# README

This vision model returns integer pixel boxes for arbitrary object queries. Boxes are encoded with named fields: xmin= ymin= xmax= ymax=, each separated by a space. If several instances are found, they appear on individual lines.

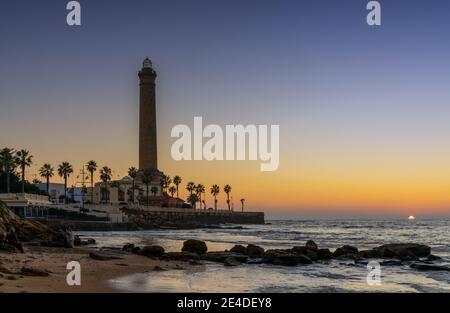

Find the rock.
xmin=161 ymin=252 xmax=200 ymax=261
xmin=247 ymin=258 xmax=263 ymax=264
xmin=273 ymin=253 xmax=299 ymax=266
xmin=201 ymin=252 xmax=248 ymax=263
xmin=230 ymin=245 xmax=247 ymax=254
xmin=89 ymin=251 xmax=122 ymax=261
xmin=317 ymin=248 xmax=333 ymax=260
xmin=0 ymin=265 xmax=16 ymax=274
xmin=410 ymin=262 xmax=450 ymax=271
xmin=0 ymin=244 xmax=20 ymax=253
xmin=0 ymin=201 xmax=61 ymax=242
xmin=153 ymin=265 xmax=166 ymax=271
xmin=74 ymin=236 xmax=82 ymax=246
xmin=305 ymin=240 xmax=318 ymax=251
xmin=334 ymin=253 xmax=359 ymax=261
xmin=122 ymin=243 xmax=135 ymax=252
xmin=333 ymin=245 xmax=359 ymax=257
xmin=246 ymin=244 xmax=264 ymax=257
xmin=426 ymin=254 xmax=442 ymax=261
xmin=140 ymin=245 xmax=165 ymax=257
xmin=263 ymin=249 xmax=312 ymax=265
xmin=291 ymin=246 xmax=308 ymax=255
xmin=224 ymin=257 xmax=241 ymax=266
xmin=181 ymin=239 xmax=208 ymax=255
xmin=305 ymin=250 xmax=318 ymax=261
xmin=132 ymin=247 xmax=141 ymax=255
xmin=21 ymin=267 xmax=50 ymax=277
xmin=375 ymin=244 xmax=431 ymax=258
xmin=358 ymin=249 xmax=383 ymax=259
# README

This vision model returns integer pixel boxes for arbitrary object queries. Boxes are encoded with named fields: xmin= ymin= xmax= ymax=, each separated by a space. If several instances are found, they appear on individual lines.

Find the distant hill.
xmin=0 ymin=200 xmax=58 ymax=241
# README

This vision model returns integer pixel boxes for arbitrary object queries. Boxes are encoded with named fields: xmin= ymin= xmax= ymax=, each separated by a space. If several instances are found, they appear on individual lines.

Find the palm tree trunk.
xmin=91 ymin=174 xmax=94 ymax=203
xmin=132 ymin=179 xmax=135 ymax=204
xmin=64 ymin=176 xmax=67 ymax=204
xmin=21 ymin=165 xmax=25 ymax=193
xmin=46 ymin=177 xmax=50 ymax=195
xmin=176 ymin=186 xmax=179 ymax=208
xmin=6 ymin=171 xmax=10 ymax=193
xmin=214 ymin=196 xmax=217 ymax=211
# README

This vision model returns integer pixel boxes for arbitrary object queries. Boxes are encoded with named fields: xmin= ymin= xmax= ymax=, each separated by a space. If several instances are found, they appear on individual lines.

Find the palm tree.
xmin=224 ymin=184 xmax=232 ymax=211
xmin=128 ymin=166 xmax=138 ymax=203
xmin=240 ymin=198 xmax=245 ymax=212
xmin=186 ymin=181 xmax=195 ymax=196
xmin=58 ymin=162 xmax=73 ymax=203
xmin=173 ymin=175 xmax=182 ymax=207
xmin=210 ymin=184 xmax=220 ymax=211
xmin=0 ymin=148 xmax=16 ymax=193
xmin=39 ymin=163 xmax=54 ymax=196
xmin=141 ymin=169 xmax=153 ymax=206
xmin=187 ymin=193 xmax=199 ymax=209
xmin=195 ymin=184 xmax=205 ymax=209
xmin=168 ymin=185 xmax=176 ymax=198
xmin=99 ymin=166 xmax=112 ymax=203
xmin=15 ymin=149 xmax=33 ymax=193
xmin=159 ymin=175 xmax=171 ymax=194
xmin=86 ymin=160 xmax=97 ymax=203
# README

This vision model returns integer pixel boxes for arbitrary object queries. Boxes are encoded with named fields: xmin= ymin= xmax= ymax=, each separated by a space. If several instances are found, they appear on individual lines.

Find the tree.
xmin=195 ymin=184 xmax=205 ymax=209
xmin=58 ymin=162 xmax=73 ymax=203
xmin=151 ymin=186 xmax=158 ymax=196
xmin=187 ymin=193 xmax=199 ymax=209
xmin=39 ymin=163 xmax=54 ymax=196
xmin=128 ymin=166 xmax=138 ymax=204
xmin=86 ymin=160 xmax=97 ymax=204
xmin=160 ymin=175 xmax=171 ymax=194
xmin=173 ymin=175 xmax=182 ymax=207
xmin=168 ymin=185 xmax=176 ymax=198
xmin=0 ymin=148 xmax=16 ymax=193
xmin=240 ymin=198 xmax=245 ymax=212
xmin=186 ymin=181 xmax=195 ymax=196
xmin=141 ymin=169 xmax=153 ymax=206
xmin=15 ymin=149 xmax=33 ymax=193
xmin=99 ymin=166 xmax=112 ymax=203
xmin=224 ymin=184 xmax=232 ymax=211
xmin=210 ymin=184 xmax=220 ymax=211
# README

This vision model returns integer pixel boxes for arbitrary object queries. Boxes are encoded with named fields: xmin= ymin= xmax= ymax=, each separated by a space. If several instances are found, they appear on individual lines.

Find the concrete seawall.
xmin=43 ymin=207 xmax=265 ymax=231
xmin=124 ymin=207 xmax=265 ymax=229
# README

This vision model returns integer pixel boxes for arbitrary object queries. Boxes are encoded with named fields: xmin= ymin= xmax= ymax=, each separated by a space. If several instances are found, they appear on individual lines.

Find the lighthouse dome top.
xmin=142 ymin=57 xmax=153 ymax=69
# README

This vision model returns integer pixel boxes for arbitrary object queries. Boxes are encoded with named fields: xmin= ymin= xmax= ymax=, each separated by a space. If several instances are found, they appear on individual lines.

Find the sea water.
xmin=78 ymin=218 xmax=450 ymax=293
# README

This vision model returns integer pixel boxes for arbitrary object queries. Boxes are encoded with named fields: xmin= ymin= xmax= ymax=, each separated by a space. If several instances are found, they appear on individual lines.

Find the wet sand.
xmin=0 ymin=245 xmax=191 ymax=293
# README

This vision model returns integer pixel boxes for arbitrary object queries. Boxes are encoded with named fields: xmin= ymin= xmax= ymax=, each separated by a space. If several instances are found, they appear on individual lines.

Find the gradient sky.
xmin=1 ymin=0 xmax=450 ymax=218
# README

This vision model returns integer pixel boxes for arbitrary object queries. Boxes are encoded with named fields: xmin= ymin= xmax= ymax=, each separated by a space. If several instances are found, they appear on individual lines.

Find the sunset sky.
xmin=1 ymin=0 xmax=450 ymax=217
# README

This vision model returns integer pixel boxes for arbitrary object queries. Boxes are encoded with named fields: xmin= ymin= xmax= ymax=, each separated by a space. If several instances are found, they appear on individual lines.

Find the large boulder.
xmin=305 ymin=240 xmax=318 ymax=251
xmin=230 ymin=245 xmax=247 ymax=254
xmin=140 ymin=245 xmax=165 ymax=257
xmin=181 ymin=239 xmax=208 ymax=255
xmin=246 ymin=244 xmax=264 ymax=257
xmin=0 ymin=201 xmax=60 ymax=242
xmin=374 ymin=244 xmax=431 ymax=258
xmin=333 ymin=245 xmax=358 ymax=257
xmin=224 ymin=257 xmax=241 ymax=267
xmin=263 ymin=249 xmax=312 ymax=265
xmin=317 ymin=248 xmax=333 ymax=260
xmin=122 ymin=243 xmax=135 ymax=252
xmin=273 ymin=253 xmax=299 ymax=266
xmin=201 ymin=252 xmax=248 ymax=263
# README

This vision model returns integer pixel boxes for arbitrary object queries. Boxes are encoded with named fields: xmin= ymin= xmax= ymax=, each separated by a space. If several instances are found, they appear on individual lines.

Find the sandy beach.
xmin=0 ymin=245 xmax=190 ymax=293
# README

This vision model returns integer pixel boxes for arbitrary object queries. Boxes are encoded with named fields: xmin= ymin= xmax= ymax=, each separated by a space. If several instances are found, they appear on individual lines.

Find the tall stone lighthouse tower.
xmin=138 ymin=58 xmax=158 ymax=171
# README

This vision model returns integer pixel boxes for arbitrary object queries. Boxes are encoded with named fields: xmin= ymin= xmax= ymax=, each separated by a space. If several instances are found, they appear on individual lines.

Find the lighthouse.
xmin=138 ymin=58 xmax=158 ymax=171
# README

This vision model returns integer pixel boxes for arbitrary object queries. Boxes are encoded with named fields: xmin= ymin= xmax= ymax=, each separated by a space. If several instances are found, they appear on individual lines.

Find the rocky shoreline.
xmin=120 ymin=239 xmax=449 ymax=272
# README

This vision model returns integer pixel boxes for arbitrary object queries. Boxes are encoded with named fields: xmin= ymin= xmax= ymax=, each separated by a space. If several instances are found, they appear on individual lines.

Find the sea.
xmin=78 ymin=218 xmax=450 ymax=293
